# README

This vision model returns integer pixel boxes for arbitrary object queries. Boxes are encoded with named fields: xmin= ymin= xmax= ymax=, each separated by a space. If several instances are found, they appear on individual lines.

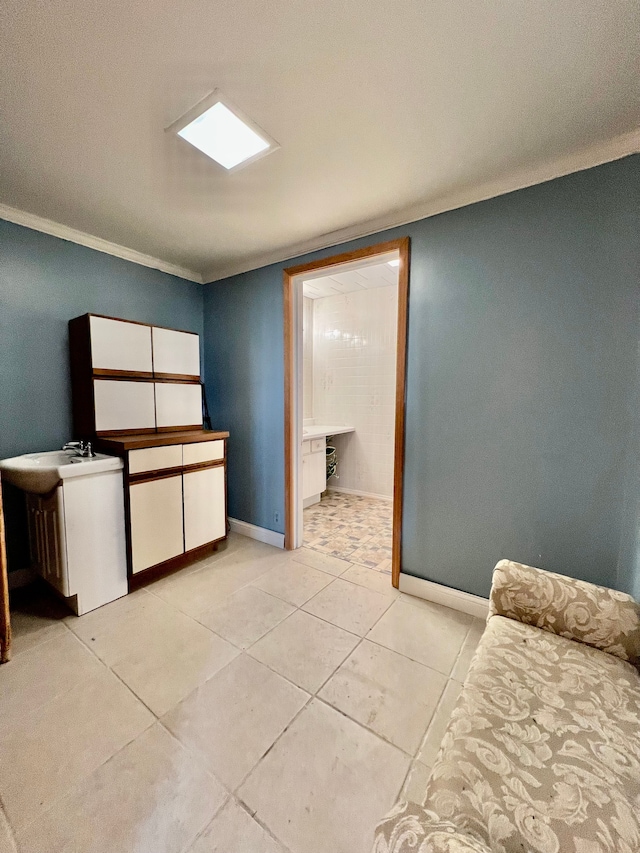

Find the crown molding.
xmin=0 ymin=203 xmax=203 ymax=283
xmin=203 ymin=127 xmax=640 ymax=283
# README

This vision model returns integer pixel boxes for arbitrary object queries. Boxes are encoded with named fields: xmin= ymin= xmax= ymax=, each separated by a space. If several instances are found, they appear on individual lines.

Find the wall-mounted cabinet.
xmin=69 ymin=313 xmax=202 ymax=437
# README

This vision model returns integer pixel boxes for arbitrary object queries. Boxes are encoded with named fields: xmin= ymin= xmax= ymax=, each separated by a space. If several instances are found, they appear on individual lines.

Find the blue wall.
xmin=0 ymin=220 xmax=203 ymax=568
xmin=203 ymin=156 xmax=640 ymax=598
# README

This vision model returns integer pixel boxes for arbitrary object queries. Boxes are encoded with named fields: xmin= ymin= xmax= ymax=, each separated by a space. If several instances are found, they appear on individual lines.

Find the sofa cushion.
xmin=381 ymin=615 xmax=640 ymax=853
xmin=489 ymin=560 xmax=640 ymax=666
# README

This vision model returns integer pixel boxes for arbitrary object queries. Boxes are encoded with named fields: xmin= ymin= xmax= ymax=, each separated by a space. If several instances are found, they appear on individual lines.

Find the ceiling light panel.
xmin=169 ymin=91 xmax=278 ymax=171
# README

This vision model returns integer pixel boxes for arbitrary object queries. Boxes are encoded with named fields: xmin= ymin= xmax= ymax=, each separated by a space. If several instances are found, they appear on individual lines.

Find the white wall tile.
xmin=311 ymin=285 xmax=398 ymax=497
xmin=303 ymin=297 xmax=314 ymax=419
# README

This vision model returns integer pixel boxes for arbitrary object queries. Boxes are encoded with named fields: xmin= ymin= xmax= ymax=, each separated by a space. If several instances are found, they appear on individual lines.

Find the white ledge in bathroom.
xmin=302 ymin=424 xmax=355 ymax=441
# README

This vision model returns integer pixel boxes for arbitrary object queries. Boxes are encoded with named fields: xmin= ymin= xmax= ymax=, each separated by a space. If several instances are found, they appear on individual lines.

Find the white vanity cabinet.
xmin=98 ymin=433 xmax=229 ymax=580
xmin=152 ymin=327 xmax=200 ymax=379
xmin=89 ymin=316 xmax=153 ymax=376
xmin=302 ymin=438 xmax=326 ymax=504
xmin=25 ymin=466 xmax=128 ymax=615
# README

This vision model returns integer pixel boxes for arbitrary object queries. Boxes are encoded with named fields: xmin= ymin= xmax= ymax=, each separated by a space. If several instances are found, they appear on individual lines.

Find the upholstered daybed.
xmin=374 ymin=560 xmax=640 ymax=853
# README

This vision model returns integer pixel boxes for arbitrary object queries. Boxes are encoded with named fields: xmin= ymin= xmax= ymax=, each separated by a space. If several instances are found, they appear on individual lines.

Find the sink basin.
xmin=0 ymin=450 xmax=123 ymax=494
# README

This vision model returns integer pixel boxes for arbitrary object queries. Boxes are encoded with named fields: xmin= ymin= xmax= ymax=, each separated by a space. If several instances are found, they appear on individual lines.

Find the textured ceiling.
xmin=303 ymin=261 xmax=398 ymax=299
xmin=1 ymin=0 xmax=638 ymax=282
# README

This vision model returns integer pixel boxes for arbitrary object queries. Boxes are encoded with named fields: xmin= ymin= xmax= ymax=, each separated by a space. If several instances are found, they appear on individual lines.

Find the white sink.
xmin=0 ymin=450 xmax=123 ymax=494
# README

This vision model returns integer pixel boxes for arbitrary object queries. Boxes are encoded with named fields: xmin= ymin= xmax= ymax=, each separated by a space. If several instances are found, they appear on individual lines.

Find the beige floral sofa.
xmin=374 ymin=560 xmax=640 ymax=853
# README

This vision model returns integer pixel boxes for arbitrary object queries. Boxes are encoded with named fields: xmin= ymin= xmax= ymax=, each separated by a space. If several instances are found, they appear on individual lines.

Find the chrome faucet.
xmin=62 ymin=440 xmax=96 ymax=458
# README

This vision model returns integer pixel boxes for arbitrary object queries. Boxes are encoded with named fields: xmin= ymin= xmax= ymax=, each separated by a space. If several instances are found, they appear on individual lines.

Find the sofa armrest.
xmin=489 ymin=559 xmax=640 ymax=665
xmin=373 ymin=802 xmax=491 ymax=853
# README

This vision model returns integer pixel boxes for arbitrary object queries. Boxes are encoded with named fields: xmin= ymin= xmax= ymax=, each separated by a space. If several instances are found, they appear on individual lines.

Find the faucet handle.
xmin=63 ymin=440 xmax=83 ymax=450
xmin=85 ymin=441 xmax=95 ymax=458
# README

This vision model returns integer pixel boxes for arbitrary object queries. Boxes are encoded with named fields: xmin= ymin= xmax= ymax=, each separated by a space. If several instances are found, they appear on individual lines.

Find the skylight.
xmin=171 ymin=93 xmax=277 ymax=171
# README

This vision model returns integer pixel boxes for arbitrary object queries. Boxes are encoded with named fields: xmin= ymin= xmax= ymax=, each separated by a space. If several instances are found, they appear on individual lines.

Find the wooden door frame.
xmin=283 ymin=236 xmax=410 ymax=588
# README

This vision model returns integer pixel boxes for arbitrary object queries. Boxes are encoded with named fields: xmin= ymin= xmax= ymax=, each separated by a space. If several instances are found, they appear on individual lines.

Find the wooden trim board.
xmin=0 ymin=475 xmax=11 ymax=663
xmin=283 ymin=236 xmax=410 ymax=588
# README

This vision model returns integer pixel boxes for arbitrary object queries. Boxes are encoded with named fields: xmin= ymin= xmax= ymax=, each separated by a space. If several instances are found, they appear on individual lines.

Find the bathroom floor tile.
xmin=0 ymin=664 xmax=153 ymax=829
xmin=239 ymin=699 xmax=409 ymax=853
xmin=251 ymin=561 xmax=334 ymax=607
xmin=341 ymin=563 xmax=399 ymax=597
xmin=319 ymin=640 xmax=447 ymax=754
xmin=16 ymin=724 xmax=226 ymax=853
xmin=302 ymin=578 xmax=392 ymax=636
xmin=0 ymin=809 xmax=16 ymax=853
xmin=367 ymin=598 xmax=472 ymax=673
xmin=150 ymin=550 xmax=283 ymax=618
xmin=400 ymin=760 xmax=433 ymax=805
xmin=7 ymin=585 xmax=69 ymax=657
xmin=162 ymin=654 xmax=309 ymax=790
xmin=188 ymin=797 xmax=286 ymax=853
xmin=248 ymin=610 xmax=360 ymax=693
xmin=198 ymin=586 xmax=295 ymax=649
xmin=450 ymin=617 xmax=486 ymax=683
xmin=291 ymin=547 xmax=352 ymax=576
xmin=0 ymin=631 xmax=105 ymax=725
xmin=417 ymin=679 xmax=463 ymax=767
xmin=68 ymin=589 xmax=239 ymax=716
xmin=303 ymin=492 xmax=392 ymax=565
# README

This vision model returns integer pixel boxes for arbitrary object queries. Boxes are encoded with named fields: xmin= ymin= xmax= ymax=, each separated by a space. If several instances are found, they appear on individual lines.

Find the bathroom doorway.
xmin=283 ymin=238 xmax=410 ymax=588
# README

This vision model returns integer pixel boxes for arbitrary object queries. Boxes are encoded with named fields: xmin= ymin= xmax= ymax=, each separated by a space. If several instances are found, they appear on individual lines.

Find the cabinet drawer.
xmin=182 ymin=440 xmax=224 ymax=466
xmin=94 ymin=380 xmax=156 ymax=433
xmin=302 ymin=440 xmax=311 ymax=455
xmin=311 ymin=438 xmax=325 ymax=453
xmin=129 ymin=475 xmax=184 ymax=573
xmin=128 ymin=445 xmax=182 ymax=475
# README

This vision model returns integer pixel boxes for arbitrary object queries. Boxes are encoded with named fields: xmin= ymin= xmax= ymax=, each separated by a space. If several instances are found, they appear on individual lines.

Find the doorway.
xmin=283 ymin=238 xmax=409 ymax=587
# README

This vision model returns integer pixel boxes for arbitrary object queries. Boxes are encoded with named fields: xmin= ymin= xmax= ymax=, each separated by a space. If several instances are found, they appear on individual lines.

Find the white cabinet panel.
xmin=182 ymin=440 xmax=224 ymax=466
xmin=129 ymin=475 xmax=184 ymax=573
xmin=302 ymin=451 xmax=326 ymax=500
xmin=89 ymin=316 xmax=153 ymax=374
xmin=155 ymin=382 xmax=202 ymax=429
xmin=128 ymin=445 xmax=182 ymax=474
xmin=152 ymin=327 xmax=200 ymax=378
xmin=94 ymin=380 xmax=156 ymax=433
xmin=183 ymin=466 xmax=226 ymax=551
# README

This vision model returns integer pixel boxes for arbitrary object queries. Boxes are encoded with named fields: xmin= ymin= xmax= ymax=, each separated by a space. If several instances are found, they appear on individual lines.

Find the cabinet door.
xmin=183 ymin=466 xmax=226 ymax=551
xmin=94 ymin=379 xmax=156 ymax=433
xmin=310 ymin=450 xmax=326 ymax=495
xmin=89 ymin=316 xmax=153 ymax=375
xmin=155 ymin=382 xmax=202 ymax=430
xmin=129 ymin=475 xmax=184 ymax=573
xmin=152 ymin=327 xmax=200 ymax=379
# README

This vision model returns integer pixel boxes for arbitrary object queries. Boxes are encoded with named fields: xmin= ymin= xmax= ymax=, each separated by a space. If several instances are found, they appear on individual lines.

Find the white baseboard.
xmin=328 ymin=486 xmax=393 ymax=502
xmin=399 ymin=572 xmax=489 ymax=620
xmin=303 ymin=494 xmax=321 ymax=509
xmin=8 ymin=568 xmax=36 ymax=590
xmin=228 ymin=518 xmax=285 ymax=549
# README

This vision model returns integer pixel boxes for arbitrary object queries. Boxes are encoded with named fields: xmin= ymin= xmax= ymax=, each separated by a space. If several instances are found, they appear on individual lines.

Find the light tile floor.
xmin=304 ymin=491 xmax=393 ymax=572
xmin=0 ymin=533 xmax=485 ymax=853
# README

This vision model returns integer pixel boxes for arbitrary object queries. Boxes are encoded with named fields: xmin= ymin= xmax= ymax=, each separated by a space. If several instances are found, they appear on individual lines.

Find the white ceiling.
xmin=1 ymin=0 xmax=638 ymax=283
xmin=303 ymin=260 xmax=399 ymax=299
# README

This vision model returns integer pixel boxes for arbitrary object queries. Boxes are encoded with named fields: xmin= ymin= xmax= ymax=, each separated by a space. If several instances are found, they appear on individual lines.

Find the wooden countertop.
xmin=96 ymin=429 xmax=229 ymax=453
